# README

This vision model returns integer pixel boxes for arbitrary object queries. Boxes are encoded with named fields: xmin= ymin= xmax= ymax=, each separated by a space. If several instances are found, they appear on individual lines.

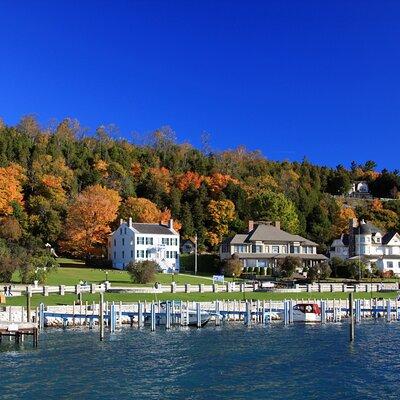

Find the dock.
xmin=0 ymin=322 xmax=39 ymax=347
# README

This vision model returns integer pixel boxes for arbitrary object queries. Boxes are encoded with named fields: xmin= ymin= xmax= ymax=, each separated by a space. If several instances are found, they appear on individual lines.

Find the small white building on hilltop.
xmin=108 ymin=218 xmax=180 ymax=273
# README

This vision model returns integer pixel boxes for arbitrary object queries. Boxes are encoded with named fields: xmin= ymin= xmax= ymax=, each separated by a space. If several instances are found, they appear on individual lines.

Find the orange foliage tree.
xmin=332 ymin=206 xmax=357 ymax=237
xmin=149 ymin=167 xmax=172 ymax=193
xmin=204 ymin=173 xmax=238 ymax=193
xmin=0 ymin=164 xmax=25 ymax=215
xmin=175 ymin=171 xmax=204 ymax=191
xmin=40 ymin=174 xmax=67 ymax=207
xmin=61 ymin=185 xmax=121 ymax=257
xmin=120 ymin=197 xmax=181 ymax=230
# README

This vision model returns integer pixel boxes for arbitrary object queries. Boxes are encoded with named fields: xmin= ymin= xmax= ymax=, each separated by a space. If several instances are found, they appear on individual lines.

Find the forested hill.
xmin=0 ymin=116 xmax=399 ymax=257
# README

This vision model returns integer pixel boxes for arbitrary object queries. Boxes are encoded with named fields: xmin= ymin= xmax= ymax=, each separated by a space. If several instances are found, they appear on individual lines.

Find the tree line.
xmin=0 ymin=115 xmax=399 ymax=282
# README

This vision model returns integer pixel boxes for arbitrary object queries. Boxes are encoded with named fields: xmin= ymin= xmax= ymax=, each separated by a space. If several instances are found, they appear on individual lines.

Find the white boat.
xmin=279 ymin=303 xmax=321 ymax=323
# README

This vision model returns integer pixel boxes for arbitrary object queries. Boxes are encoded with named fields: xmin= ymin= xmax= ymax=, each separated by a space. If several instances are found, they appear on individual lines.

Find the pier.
xmin=0 ymin=322 xmax=39 ymax=347
xmin=2 ymin=296 xmax=400 ymax=346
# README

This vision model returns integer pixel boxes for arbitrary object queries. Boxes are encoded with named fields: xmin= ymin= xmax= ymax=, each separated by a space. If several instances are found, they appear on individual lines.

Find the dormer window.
xmin=376 ymin=237 xmax=381 ymax=243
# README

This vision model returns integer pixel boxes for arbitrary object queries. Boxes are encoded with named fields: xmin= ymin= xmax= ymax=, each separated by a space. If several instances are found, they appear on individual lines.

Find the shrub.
xmin=278 ymin=256 xmax=301 ymax=278
xmin=255 ymin=267 xmax=261 ymax=275
xmin=223 ymin=257 xmax=243 ymax=277
xmin=19 ymin=255 xmax=59 ymax=284
xmin=127 ymin=260 xmax=160 ymax=284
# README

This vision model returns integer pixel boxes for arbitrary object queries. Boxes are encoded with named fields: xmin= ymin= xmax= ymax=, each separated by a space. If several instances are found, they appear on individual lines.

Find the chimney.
xmin=168 ymin=219 xmax=174 ymax=229
xmin=248 ymin=220 xmax=254 ymax=232
xmin=274 ymin=221 xmax=281 ymax=230
xmin=120 ymin=218 xmax=124 ymax=225
xmin=348 ymin=218 xmax=358 ymax=258
xmin=129 ymin=217 xmax=133 ymax=228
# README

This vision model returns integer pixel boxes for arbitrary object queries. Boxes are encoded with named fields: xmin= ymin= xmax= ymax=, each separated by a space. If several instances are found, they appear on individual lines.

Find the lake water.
xmin=1 ymin=321 xmax=400 ymax=399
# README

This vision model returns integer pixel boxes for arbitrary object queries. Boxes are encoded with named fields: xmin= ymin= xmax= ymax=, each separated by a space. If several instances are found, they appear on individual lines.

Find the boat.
xmin=279 ymin=303 xmax=321 ymax=323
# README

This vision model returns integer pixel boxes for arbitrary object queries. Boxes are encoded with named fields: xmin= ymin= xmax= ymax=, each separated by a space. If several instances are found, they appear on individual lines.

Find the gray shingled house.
xmin=220 ymin=220 xmax=327 ymax=270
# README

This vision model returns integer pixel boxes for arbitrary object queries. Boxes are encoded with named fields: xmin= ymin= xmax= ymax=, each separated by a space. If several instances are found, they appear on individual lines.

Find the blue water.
xmin=1 ymin=321 xmax=399 ymax=399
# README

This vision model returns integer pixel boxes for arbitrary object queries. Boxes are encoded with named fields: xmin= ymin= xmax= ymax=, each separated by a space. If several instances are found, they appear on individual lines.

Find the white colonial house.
xmin=330 ymin=219 xmax=400 ymax=275
xmin=108 ymin=218 xmax=180 ymax=273
xmin=220 ymin=221 xmax=327 ymax=270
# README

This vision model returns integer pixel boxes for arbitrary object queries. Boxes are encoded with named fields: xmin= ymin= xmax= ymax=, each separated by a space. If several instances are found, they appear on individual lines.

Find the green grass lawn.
xmin=9 ymin=258 xmax=217 ymax=287
xmin=1 ymin=291 xmax=396 ymax=307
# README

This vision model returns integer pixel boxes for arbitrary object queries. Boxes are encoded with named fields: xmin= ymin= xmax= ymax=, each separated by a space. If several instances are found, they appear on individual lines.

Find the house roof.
xmin=228 ymin=224 xmax=318 ymax=246
xmin=382 ymin=231 xmax=398 ymax=245
xmin=131 ymin=223 xmax=177 ymax=235
xmin=353 ymin=222 xmax=382 ymax=236
xmin=235 ymin=253 xmax=327 ymax=260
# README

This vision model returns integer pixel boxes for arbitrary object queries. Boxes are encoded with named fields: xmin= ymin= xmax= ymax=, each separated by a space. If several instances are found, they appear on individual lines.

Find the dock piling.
xmin=99 ymin=293 xmax=104 ymax=341
xmin=349 ymin=293 xmax=355 ymax=342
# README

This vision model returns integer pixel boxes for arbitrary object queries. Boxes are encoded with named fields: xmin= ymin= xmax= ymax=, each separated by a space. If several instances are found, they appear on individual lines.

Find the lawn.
xmin=9 ymin=258 xmax=216 ymax=287
xmin=1 ymin=291 xmax=396 ymax=307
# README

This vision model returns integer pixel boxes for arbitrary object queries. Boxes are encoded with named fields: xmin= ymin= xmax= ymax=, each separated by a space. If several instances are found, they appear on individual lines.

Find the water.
xmin=1 ymin=322 xmax=400 ymax=399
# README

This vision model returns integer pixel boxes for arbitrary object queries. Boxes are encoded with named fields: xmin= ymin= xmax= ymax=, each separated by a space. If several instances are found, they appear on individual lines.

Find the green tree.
xmin=251 ymin=190 xmax=300 ymax=233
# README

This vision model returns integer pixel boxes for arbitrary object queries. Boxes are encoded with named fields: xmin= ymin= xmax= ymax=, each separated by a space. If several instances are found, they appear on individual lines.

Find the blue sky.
xmin=1 ymin=1 xmax=399 ymax=170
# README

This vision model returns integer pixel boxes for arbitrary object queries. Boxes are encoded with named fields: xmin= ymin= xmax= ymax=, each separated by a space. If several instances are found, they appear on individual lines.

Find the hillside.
xmin=0 ymin=116 xmax=400 ymax=260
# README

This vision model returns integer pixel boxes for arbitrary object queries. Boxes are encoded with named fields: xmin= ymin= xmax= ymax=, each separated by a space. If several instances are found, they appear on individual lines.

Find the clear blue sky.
xmin=1 ymin=1 xmax=399 ymax=169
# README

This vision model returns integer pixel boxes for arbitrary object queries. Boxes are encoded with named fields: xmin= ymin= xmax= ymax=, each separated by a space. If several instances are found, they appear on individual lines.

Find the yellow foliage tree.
xmin=207 ymin=199 xmax=236 ymax=246
xmin=61 ymin=185 xmax=121 ymax=257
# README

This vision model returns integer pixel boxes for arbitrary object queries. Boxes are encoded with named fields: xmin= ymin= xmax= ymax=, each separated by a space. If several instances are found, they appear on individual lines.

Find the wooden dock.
xmin=0 ymin=322 xmax=39 ymax=347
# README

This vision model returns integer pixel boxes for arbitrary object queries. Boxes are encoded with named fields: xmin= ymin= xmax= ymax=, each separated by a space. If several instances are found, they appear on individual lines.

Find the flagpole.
xmin=194 ymin=234 xmax=198 ymax=275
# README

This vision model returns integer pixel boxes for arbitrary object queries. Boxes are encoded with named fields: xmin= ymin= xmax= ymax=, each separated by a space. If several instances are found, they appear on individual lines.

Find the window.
xmin=146 ymin=237 xmax=153 ymax=245
xmin=113 ymin=251 xmax=116 ymax=259
xmin=221 ymin=244 xmax=229 ymax=253
xmin=124 ymin=228 xmax=126 ymax=234
xmin=162 ymin=238 xmax=168 ymax=245
xmin=173 ymin=238 xmax=178 ymax=246
xmin=146 ymin=249 xmax=151 ymax=258
xmin=234 ymin=245 xmax=246 ymax=253
xmin=376 ymin=237 xmax=381 ymax=243
xmin=290 ymin=246 xmax=300 ymax=254
xmin=272 ymin=246 xmax=279 ymax=254
xmin=113 ymin=239 xmax=116 ymax=246
xmin=137 ymin=237 xmax=144 ymax=245
xmin=252 ymin=245 xmax=262 ymax=253
xmin=131 ymin=250 xmax=133 ymax=258
xmin=136 ymin=250 xmax=144 ymax=258
xmin=387 ymin=261 xmax=393 ymax=269
xmin=122 ymin=238 xmax=125 ymax=246
xmin=122 ymin=251 xmax=125 ymax=259
xmin=120 ymin=228 xmax=122 ymax=235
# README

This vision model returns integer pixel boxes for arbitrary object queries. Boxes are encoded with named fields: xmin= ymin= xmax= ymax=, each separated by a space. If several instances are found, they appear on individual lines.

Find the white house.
xmin=330 ymin=219 xmax=400 ymax=275
xmin=348 ymin=181 xmax=371 ymax=198
xmin=220 ymin=220 xmax=327 ymax=270
xmin=108 ymin=218 xmax=180 ymax=273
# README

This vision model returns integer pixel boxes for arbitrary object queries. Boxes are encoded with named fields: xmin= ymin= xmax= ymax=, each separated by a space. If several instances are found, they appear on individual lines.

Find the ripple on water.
xmin=1 ymin=321 xmax=400 ymax=400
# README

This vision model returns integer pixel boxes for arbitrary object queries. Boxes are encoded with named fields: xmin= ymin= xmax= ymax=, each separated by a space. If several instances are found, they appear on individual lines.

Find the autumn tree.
xmin=61 ymin=185 xmax=121 ymax=257
xmin=332 ymin=205 xmax=357 ymax=237
xmin=175 ymin=171 xmax=203 ymax=191
xmin=0 ymin=164 xmax=25 ymax=215
xmin=206 ymin=199 xmax=235 ymax=246
xmin=120 ymin=197 xmax=162 ymax=223
xmin=119 ymin=197 xmax=181 ymax=230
